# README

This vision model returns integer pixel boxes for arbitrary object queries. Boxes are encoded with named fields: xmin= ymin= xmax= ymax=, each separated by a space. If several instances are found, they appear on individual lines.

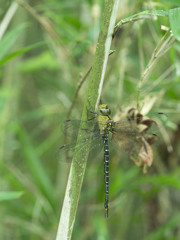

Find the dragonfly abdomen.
xmin=103 ymin=136 xmax=109 ymax=218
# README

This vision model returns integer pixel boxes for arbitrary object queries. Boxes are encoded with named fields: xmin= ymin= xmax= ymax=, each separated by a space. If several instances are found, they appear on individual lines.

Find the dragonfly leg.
xmin=86 ymin=100 xmax=98 ymax=120
xmin=89 ymin=110 xmax=97 ymax=114
xmin=81 ymin=127 xmax=93 ymax=133
xmin=87 ymin=116 xmax=96 ymax=121
xmin=86 ymin=106 xmax=97 ymax=121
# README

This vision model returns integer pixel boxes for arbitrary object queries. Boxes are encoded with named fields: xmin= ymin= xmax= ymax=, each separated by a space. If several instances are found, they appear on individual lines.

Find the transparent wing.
xmin=112 ymin=119 xmax=141 ymax=155
xmin=56 ymin=112 xmax=167 ymax=162
xmin=111 ymin=112 xmax=167 ymax=155
xmin=56 ymin=119 xmax=104 ymax=162
xmin=61 ymin=119 xmax=95 ymax=138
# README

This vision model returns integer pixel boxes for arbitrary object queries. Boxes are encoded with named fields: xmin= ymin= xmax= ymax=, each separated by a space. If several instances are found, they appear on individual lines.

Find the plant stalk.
xmin=56 ymin=1 xmax=119 ymax=239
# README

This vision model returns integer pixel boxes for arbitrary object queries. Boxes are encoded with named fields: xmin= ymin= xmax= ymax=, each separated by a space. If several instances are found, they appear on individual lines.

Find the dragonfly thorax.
xmin=97 ymin=104 xmax=113 ymax=135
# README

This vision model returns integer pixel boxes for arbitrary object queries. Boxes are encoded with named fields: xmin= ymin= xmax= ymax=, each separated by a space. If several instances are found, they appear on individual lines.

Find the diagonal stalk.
xmin=55 ymin=1 xmax=120 ymax=239
xmin=137 ymin=29 xmax=175 ymax=111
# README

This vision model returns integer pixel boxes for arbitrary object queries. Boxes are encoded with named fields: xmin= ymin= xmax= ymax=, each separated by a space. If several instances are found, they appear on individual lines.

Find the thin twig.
xmin=15 ymin=0 xmax=60 ymax=41
xmin=66 ymin=50 xmax=115 ymax=118
xmin=0 ymin=2 xmax=18 ymax=40
xmin=66 ymin=66 xmax=92 ymax=119
xmin=137 ymin=30 xmax=175 ymax=110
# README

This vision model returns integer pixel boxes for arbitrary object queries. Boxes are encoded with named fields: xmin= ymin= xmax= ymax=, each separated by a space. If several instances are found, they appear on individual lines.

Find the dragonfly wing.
xmin=56 ymin=121 xmax=104 ymax=163
xmin=62 ymin=119 xmax=96 ymax=138
xmin=88 ymin=130 xmax=104 ymax=161
xmin=112 ymin=110 xmax=167 ymax=155
xmin=55 ymin=137 xmax=90 ymax=163
xmin=112 ymin=119 xmax=142 ymax=155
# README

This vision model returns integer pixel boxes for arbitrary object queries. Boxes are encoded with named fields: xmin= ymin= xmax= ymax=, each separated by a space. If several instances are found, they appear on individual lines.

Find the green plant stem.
xmin=66 ymin=50 xmax=115 ymax=119
xmin=66 ymin=10 xmax=169 ymax=117
xmin=113 ymin=10 xmax=168 ymax=37
xmin=55 ymin=1 xmax=119 ymax=239
xmin=0 ymin=2 xmax=18 ymax=40
xmin=137 ymin=29 xmax=175 ymax=111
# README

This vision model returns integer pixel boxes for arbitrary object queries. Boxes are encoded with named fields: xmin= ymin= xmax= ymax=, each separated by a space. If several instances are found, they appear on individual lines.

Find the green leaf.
xmin=0 ymin=41 xmax=48 ymax=66
xmin=134 ymin=10 xmax=169 ymax=17
xmin=0 ymin=191 xmax=23 ymax=202
xmin=123 ymin=9 xmax=169 ymax=22
xmin=17 ymin=125 xmax=55 ymax=207
xmin=169 ymin=8 xmax=180 ymax=41
xmin=17 ymin=51 xmax=59 ymax=72
xmin=0 ymin=23 xmax=28 ymax=60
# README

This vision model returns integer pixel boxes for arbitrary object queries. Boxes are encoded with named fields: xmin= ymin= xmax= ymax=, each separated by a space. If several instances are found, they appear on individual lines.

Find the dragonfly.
xmin=57 ymin=104 xmax=163 ymax=217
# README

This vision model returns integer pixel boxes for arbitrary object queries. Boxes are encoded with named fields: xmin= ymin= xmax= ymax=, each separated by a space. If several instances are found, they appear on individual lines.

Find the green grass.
xmin=0 ymin=0 xmax=180 ymax=239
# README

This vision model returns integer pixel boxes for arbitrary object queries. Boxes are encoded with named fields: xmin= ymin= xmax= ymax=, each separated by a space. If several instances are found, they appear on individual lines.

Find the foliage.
xmin=0 ymin=0 xmax=180 ymax=240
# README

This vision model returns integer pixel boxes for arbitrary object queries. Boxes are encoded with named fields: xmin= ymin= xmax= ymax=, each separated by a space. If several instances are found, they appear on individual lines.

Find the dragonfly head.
xmin=98 ymin=104 xmax=111 ymax=116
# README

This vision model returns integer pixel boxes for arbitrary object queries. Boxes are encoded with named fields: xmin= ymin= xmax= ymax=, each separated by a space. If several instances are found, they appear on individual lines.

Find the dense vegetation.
xmin=0 ymin=0 xmax=180 ymax=239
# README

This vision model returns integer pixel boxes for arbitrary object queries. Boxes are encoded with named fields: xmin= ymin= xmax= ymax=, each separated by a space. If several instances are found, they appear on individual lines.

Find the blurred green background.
xmin=0 ymin=0 xmax=180 ymax=239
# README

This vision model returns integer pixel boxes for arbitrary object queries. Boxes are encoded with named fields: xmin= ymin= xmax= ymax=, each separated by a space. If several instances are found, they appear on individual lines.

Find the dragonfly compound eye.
xmin=100 ymin=108 xmax=111 ymax=116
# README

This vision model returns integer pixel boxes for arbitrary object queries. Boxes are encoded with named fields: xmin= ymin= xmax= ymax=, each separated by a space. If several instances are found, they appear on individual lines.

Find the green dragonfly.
xmin=57 ymin=104 xmax=163 ymax=217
